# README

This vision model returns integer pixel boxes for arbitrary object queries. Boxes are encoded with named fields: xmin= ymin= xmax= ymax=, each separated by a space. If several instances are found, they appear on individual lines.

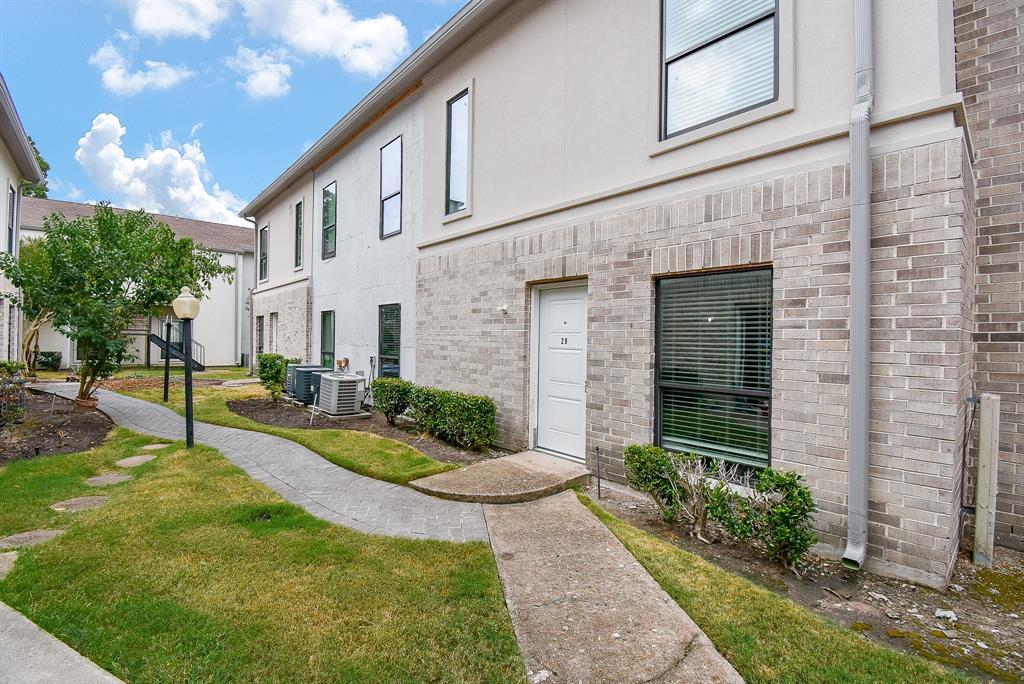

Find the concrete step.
xmin=410 ymin=450 xmax=590 ymax=504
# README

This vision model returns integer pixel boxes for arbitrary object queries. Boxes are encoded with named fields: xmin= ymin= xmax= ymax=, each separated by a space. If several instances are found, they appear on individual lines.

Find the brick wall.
xmin=252 ymin=282 xmax=311 ymax=363
xmin=956 ymin=0 xmax=1024 ymax=550
xmin=418 ymin=136 xmax=974 ymax=586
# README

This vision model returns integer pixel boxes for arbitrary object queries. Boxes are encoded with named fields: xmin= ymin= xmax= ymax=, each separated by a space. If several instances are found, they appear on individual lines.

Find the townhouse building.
xmin=0 ymin=72 xmax=43 ymax=363
xmin=243 ymin=0 xmax=1022 ymax=589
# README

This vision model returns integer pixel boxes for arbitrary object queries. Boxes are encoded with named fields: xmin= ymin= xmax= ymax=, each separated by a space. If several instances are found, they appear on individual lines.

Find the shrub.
xmin=0 ymin=361 xmax=27 ymax=429
xmin=409 ymin=385 xmax=496 ymax=450
xmin=371 ymin=377 xmax=413 ymax=425
xmin=256 ymin=354 xmax=299 ymax=401
xmin=624 ymin=444 xmax=680 ymax=522
xmin=37 ymin=351 xmax=62 ymax=371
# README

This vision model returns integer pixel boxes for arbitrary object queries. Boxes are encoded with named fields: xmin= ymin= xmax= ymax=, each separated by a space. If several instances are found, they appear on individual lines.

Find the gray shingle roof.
xmin=20 ymin=197 xmax=253 ymax=254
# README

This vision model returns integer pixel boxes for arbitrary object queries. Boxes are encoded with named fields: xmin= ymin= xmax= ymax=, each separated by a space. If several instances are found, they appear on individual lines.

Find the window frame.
xmin=320 ymin=310 xmax=335 ymax=368
xmin=294 ymin=200 xmax=303 ymax=269
xmin=378 ymin=303 xmax=401 ymax=378
xmin=258 ymin=225 xmax=268 ymax=281
xmin=321 ymin=181 xmax=337 ymax=260
xmin=7 ymin=185 xmax=15 ymax=255
xmin=443 ymin=85 xmax=473 ymax=222
xmin=379 ymin=135 xmax=402 ymax=240
xmin=660 ymin=0 xmax=780 ymax=141
xmin=654 ymin=266 xmax=773 ymax=469
xmin=255 ymin=315 xmax=265 ymax=355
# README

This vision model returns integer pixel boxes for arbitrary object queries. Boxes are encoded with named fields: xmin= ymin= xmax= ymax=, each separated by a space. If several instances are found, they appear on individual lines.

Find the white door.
xmin=536 ymin=285 xmax=587 ymax=460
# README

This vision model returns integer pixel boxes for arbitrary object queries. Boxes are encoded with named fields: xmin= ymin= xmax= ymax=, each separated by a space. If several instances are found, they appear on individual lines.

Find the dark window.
xmin=322 ymin=182 xmax=336 ymax=259
xmin=378 ymin=303 xmax=401 ymax=378
xmin=294 ymin=201 xmax=303 ymax=268
xmin=656 ymin=268 xmax=772 ymax=468
xmin=7 ymin=186 xmax=14 ymax=254
xmin=255 ymin=315 xmax=265 ymax=355
xmin=445 ymin=89 xmax=469 ymax=215
xmin=258 ymin=226 xmax=268 ymax=280
xmin=320 ymin=310 xmax=335 ymax=368
xmin=380 ymin=136 xmax=402 ymax=238
xmin=662 ymin=0 xmax=777 ymax=139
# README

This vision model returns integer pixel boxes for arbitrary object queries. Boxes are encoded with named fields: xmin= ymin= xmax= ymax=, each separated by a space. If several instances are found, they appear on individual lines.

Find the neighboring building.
xmin=243 ymin=0 xmax=1022 ymax=588
xmin=20 ymin=197 xmax=254 ymax=369
xmin=0 ymin=72 xmax=43 ymax=363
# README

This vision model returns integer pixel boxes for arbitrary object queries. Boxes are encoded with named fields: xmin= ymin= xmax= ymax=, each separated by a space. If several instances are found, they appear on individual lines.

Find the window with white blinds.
xmin=378 ymin=303 xmax=401 ymax=378
xmin=662 ymin=0 xmax=777 ymax=138
xmin=656 ymin=268 xmax=772 ymax=467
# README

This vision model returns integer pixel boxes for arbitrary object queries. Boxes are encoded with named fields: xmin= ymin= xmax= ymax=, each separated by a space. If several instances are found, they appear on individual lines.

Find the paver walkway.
xmin=36 ymin=385 xmax=487 ymax=543
xmin=0 ymin=602 xmax=123 ymax=684
xmin=486 ymin=492 xmax=743 ymax=684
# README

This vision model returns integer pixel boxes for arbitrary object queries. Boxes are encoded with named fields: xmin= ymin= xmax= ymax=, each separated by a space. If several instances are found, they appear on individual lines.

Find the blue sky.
xmin=0 ymin=0 xmax=461 ymax=225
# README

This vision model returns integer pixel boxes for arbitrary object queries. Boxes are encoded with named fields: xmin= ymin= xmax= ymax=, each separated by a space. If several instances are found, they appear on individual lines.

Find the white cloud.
xmin=189 ymin=121 xmax=204 ymax=137
xmin=89 ymin=42 xmax=193 ymax=96
xmin=240 ymin=0 xmax=408 ymax=77
xmin=75 ymin=113 xmax=247 ymax=226
xmin=129 ymin=0 xmax=232 ymax=40
xmin=226 ymin=47 xmax=292 ymax=99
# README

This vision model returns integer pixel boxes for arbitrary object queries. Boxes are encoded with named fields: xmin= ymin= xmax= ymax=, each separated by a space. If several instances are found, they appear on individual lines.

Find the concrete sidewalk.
xmin=410 ymin=450 xmax=590 ymax=503
xmin=0 ymin=602 xmax=122 ymax=684
xmin=486 ymin=491 xmax=743 ymax=684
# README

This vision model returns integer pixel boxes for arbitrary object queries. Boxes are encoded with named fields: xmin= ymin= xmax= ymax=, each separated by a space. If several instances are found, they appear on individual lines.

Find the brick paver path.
xmin=38 ymin=385 xmax=487 ymax=542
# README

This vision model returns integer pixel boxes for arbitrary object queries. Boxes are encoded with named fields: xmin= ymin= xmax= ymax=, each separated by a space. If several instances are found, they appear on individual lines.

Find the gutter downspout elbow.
xmin=843 ymin=0 xmax=875 ymax=571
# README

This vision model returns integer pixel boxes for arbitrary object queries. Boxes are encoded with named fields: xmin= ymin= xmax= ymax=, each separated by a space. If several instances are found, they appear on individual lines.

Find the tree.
xmin=0 ymin=204 xmax=233 ymax=399
xmin=20 ymin=136 xmax=49 ymax=199
xmin=8 ymin=239 xmax=56 ymax=370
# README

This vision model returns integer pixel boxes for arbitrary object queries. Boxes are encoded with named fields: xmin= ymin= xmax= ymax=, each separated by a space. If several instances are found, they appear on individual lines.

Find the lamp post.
xmin=171 ymin=287 xmax=200 ymax=448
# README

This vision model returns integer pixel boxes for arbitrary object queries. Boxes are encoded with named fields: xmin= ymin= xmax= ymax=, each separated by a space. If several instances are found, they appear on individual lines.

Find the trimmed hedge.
xmin=256 ymin=353 xmax=301 ymax=401
xmin=37 ymin=351 xmax=63 ymax=371
xmin=370 ymin=377 xmax=413 ymax=425
xmin=409 ymin=385 xmax=496 ymax=450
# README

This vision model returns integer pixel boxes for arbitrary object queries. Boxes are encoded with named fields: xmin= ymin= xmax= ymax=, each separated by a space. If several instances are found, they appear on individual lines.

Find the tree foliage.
xmin=20 ymin=135 xmax=49 ymax=199
xmin=0 ymin=204 xmax=233 ymax=399
xmin=7 ymin=239 xmax=56 ymax=370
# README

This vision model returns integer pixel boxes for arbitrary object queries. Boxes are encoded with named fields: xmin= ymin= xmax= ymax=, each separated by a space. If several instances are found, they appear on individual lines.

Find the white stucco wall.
xmin=253 ymin=171 xmax=312 ymax=293
xmin=308 ymin=95 xmax=423 ymax=381
xmin=0 ymin=141 xmax=22 ymax=361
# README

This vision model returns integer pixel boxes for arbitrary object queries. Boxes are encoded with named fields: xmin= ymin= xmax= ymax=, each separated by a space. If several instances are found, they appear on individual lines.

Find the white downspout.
xmin=843 ymin=0 xmax=875 ymax=570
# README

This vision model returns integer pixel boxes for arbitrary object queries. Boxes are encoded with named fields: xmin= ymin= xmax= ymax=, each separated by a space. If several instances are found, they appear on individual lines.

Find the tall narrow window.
xmin=322 ymin=182 xmax=337 ymax=259
xmin=320 ymin=310 xmax=335 ymax=368
xmin=258 ymin=226 xmax=268 ymax=280
xmin=7 ymin=186 xmax=15 ymax=254
xmin=294 ymin=201 xmax=303 ymax=268
xmin=656 ymin=268 xmax=772 ymax=468
xmin=269 ymin=312 xmax=278 ymax=353
xmin=445 ymin=89 xmax=470 ymax=215
xmin=255 ymin=315 xmax=265 ymax=355
xmin=378 ymin=304 xmax=401 ymax=378
xmin=662 ymin=0 xmax=777 ymax=138
xmin=380 ymin=136 xmax=402 ymax=238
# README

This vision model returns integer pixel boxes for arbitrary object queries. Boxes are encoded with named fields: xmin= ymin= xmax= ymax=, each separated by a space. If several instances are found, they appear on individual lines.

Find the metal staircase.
xmin=149 ymin=327 xmax=206 ymax=372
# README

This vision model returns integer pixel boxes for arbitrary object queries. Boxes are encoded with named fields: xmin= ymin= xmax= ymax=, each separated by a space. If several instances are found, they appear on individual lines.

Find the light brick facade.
xmin=252 ymin=281 xmax=311 ymax=363
xmin=956 ymin=0 xmax=1024 ymax=550
xmin=418 ymin=136 xmax=975 ymax=587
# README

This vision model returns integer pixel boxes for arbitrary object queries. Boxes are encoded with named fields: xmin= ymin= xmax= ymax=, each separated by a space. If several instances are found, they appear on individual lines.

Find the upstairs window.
xmin=7 ymin=186 xmax=14 ymax=254
xmin=445 ymin=89 xmax=470 ymax=215
xmin=656 ymin=268 xmax=772 ymax=468
xmin=258 ymin=226 xmax=268 ymax=281
xmin=378 ymin=303 xmax=401 ymax=378
xmin=294 ymin=201 xmax=303 ymax=268
xmin=322 ymin=181 xmax=337 ymax=259
xmin=662 ymin=0 xmax=777 ymax=138
xmin=380 ymin=136 xmax=402 ymax=238
xmin=320 ymin=310 xmax=335 ymax=368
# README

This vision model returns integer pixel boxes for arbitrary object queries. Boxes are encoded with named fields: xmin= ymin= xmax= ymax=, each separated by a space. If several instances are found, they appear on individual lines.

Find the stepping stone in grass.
xmin=85 ymin=473 xmax=132 ymax=487
xmin=0 ymin=551 xmax=17 ymax=580
xmin=50 ymin=496 xmax=109 ymax=513
xmin=0 ymin=530 xmax=66 ymax=549
xmin=140 ymin=444 xmax=171 ymax=451
xmin=115 ymin=455 xmax=155 ymax=468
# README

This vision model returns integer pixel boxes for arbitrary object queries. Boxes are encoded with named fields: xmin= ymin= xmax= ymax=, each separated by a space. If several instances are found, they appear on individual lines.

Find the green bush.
xmin=256 ymin=354 xmax=300 ymax=401
xmin=370 ymin=377 xmax=413 ymax=425
xmin=37 ymin=351 xmax=63 ymax=371
xmin=624 ymin=444 xmax=681 ymax=522
xmin=408 ymin=385 xmax=496 ymax=450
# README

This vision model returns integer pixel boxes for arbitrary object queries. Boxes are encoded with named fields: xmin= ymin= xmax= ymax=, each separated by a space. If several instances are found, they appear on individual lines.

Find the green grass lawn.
xmin=579 ymin=494 xmax=971 ymax=684
xmin=118 ymin=384 xmax=457 ymax=485
xmin=0 ymin=430 xmax=523 ymax=683
xmin=31 ymin=366 xmax=252 ymax=382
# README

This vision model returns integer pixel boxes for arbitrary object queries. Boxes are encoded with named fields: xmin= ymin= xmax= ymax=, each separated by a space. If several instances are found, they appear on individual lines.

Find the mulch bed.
xmin=101 ymin=377 xmax=223 ymax=393
xmin=1 ymin=391 xmax=113 ymax=463
xmin=227 ymin=398 xmax=502 ymax=467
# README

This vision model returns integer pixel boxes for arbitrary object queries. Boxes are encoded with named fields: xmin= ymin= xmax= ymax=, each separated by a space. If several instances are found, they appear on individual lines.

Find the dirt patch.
xmin=101 ymin=377 xmax=222 ymax=393
xmin=585 ymin=483 xmax=1024 ymax=683
xmin=1 ymin=391 xmax=113 ymax=463
xmin=227 ymin=397 xmax=503 ymax=466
